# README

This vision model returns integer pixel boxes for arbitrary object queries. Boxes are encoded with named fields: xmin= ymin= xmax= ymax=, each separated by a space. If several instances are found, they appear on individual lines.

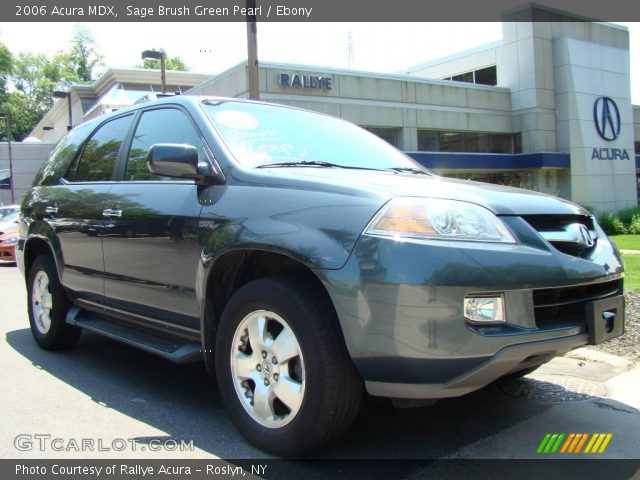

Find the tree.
xmin=138 ymin=50 xmax=189 ymax=71
xmin=0 ymin=43 xmax=12 ymax=104
xmin=0 ymin=25 xmax=104 ymax=140
xmin=55 ymin=25 xmax=103 ymax=83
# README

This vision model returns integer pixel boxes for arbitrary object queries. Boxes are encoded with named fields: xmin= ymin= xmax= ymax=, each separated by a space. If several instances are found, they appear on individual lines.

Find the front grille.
xmin=532 ymin=279 xmax=621 ymax=327
xmin=522 ymin=214 xmax=596 ymax=258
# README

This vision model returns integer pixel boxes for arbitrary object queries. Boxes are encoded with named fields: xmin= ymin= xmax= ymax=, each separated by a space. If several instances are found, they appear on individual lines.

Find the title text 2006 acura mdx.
xmin=18 ymin=96 xmax=625 ymax=455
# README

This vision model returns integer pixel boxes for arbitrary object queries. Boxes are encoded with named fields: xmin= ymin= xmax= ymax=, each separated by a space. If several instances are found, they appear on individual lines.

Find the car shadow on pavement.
xmin=5 ymin=326 xmax=639 ymax=462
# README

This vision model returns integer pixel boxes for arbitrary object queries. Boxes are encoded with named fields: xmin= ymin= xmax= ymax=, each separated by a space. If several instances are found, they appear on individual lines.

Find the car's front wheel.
xmin=215 ymin=277 xmax=362 ymax=456
xmin=27 ymin=255 xmax=81 ymax=350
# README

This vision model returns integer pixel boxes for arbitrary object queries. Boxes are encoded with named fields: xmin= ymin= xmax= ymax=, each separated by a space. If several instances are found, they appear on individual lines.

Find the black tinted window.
xmin=36 ymin=122 xmax=93 ymax=186
xmin=70 ymin=114 xmax=133 ymax=182
xmin=125 ymin=108 xmax=201 ymax=181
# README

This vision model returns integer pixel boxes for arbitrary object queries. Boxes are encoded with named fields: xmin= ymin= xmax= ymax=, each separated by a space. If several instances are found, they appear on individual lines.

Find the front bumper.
xmin=317 ymin=216 xmax=624 ymax=399
xmin=0 ymin=243 xmax=16 ymax=262
xmin=365 ymin=334 xmax=588 ymax=399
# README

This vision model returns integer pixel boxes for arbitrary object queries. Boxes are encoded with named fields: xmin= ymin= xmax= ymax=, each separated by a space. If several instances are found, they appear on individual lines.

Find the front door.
xmin=101 ymin=107 xmax=205 ymax=331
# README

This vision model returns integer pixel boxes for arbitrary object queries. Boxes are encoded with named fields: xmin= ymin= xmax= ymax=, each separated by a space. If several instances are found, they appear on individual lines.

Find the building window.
xmin=474 ymin=66 xmax=497 ymax=86
xmin=445 ymin=170 xmax=536 ymax=190
xmin=417 ymin=130 xmax=520 ymax=154
xmin=490 ymin=133 xmax=514 ymax=153
xmin=514 ymin=133 xmax=523 ymax=154
xmin=365 ymin=127 xmax=400 ymax=148
xmin=635 ymin=141 xmax=640 ymax=155
xmin=418 ymin=131 xmax=439 ymax=151
xmin=451 ymin=71 xmax=474 ymax=83
xmin=443 ymin=65 xmax=497 ymax=86
xmin=465 ymin=133 xmax=490 ymax=152
xmin=439 ymin=132 xmax=465 ymax=152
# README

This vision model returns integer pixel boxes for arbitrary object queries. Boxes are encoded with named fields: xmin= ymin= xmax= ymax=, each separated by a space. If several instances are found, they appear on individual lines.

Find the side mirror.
xmin=147 ymin=144 xmax=200 ymax=179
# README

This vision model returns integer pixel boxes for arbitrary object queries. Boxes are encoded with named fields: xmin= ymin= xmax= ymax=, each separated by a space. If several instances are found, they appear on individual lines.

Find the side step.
xmin=66 ymin=306 xmax=203 ymax=364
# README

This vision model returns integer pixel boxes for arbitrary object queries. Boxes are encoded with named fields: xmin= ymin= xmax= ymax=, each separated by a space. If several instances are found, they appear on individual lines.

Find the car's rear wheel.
xmin=27 ymin=255 xmax=81 ymax=350
xmin=215 ymin=277 xmax=362 ymax=456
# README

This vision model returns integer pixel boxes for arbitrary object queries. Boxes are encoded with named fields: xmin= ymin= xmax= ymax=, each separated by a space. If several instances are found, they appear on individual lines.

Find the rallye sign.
xmin=279 ymin=73 xmax=332 ymax=90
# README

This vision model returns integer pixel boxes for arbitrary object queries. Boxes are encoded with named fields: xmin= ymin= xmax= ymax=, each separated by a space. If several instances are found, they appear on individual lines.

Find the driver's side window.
xmin=125 ymin=108 xmax=202 ymax=181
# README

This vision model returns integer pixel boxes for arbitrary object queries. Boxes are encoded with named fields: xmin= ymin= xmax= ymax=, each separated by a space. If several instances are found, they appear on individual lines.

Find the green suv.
xmin=17 ymin=96 xmax=625 ymax=455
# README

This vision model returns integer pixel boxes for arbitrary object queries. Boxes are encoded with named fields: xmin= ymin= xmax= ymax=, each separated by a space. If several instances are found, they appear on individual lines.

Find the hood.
xmin=235 ymin=168 xmax=588 ymax=216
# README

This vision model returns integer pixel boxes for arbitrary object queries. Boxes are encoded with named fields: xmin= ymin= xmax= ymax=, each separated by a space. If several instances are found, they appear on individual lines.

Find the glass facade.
xmin=365 ymin=127 xmax=401 ymax=148
xmin=417 ymin=130 xmax=522 ymax=153
xmin=445 ymin=170 xmax=537 ymax=190
xmin=444 ymin=66 xmax=498 ymax=86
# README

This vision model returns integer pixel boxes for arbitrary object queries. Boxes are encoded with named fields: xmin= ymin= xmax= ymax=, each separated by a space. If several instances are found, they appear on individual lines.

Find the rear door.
xmin=42 ymin=114 xmax=134 ymax=303
xmin=101 ymin=106 xmax=204 ymax=332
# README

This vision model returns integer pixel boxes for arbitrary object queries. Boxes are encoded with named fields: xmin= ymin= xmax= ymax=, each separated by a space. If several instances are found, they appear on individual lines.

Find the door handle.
xmin=45 ymin=206 xmax=58 ymax=214
xmin=102 ymin=209 xmax=123 ymax=217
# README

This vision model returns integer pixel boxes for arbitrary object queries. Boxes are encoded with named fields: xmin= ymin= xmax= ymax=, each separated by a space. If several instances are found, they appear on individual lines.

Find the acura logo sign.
xmin=593 ymin=97 xmax=621 ymax=141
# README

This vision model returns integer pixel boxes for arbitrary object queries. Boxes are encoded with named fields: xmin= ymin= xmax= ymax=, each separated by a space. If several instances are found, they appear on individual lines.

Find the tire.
xmin=27 ymin=255 xmax=81 ymax=350
xmin=215 ymin=277 xmax=362 ymax=456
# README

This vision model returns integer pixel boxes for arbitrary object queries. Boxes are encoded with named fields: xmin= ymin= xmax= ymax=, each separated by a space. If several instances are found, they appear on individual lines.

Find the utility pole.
xmin=0 ymin=112 xmax=15 ymax=204
xmin=246 ymin=0 xmax=260 ymax=100
xmin=141 ymin=50 xmax=167 ymax=94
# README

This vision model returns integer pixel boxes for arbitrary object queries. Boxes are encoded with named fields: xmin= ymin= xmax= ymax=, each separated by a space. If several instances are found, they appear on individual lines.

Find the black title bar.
xmin=3 ymin=0 xmax=640 ymax=22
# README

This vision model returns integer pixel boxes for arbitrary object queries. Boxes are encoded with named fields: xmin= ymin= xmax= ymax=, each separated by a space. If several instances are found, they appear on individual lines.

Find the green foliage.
xmin=627 ymin=214 xmax=640 ymax=235
xmin=0 ymin=43 xmax=12 ymax=104
xmin=598 ymin=212 xmax=627 ymax=235
xmin=0 ymin=25 xmax=103 ymax=141
xmin=55 ymin=25 xmax=103 ymax=83
xmin=137 ymin=49 xmax=189 ymax=71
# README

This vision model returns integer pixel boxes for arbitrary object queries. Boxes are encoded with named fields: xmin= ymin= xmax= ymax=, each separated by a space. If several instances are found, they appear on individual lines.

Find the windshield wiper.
xmin=385 ymin=167 xmax=429 ymax=175
xmin=257 ymin=160 xmax=381 ymax=171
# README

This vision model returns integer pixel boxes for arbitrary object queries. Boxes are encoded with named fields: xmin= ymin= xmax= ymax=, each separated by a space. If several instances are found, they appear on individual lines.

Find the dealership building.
xmin=5 ymin=7 xmax=640 ymax=213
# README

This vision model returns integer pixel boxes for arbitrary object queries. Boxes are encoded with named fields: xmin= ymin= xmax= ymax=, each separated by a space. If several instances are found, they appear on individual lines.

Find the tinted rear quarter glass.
xmin=67 ymin=114 xmax=133 ymax=182
xmin=32 ymin=122 xmax=93 ymax=186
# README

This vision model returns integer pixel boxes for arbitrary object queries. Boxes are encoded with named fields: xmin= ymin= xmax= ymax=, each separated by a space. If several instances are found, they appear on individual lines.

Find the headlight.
xmin=365 ymin=197 xmax=515 ymax=243
xmin=1 ymin=236 xmax=17 ymax=244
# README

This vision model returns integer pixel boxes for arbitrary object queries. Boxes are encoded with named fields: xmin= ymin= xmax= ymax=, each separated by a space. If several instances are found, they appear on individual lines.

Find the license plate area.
xmin=586 ymin=295 xmax=625 ymax=345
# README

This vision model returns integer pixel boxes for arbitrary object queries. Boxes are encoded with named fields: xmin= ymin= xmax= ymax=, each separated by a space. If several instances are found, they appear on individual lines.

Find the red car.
xmin=0 ymin=228 xmax=18 ymax=263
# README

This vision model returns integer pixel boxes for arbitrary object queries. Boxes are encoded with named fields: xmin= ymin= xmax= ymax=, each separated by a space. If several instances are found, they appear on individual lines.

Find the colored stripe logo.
xmin=537 ymin=433 xmax=613 ymax=454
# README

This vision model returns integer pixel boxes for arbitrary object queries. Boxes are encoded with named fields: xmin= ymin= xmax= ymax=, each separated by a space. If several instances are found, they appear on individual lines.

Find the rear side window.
xmin=125 ymin=108 xmax=201 ymax=181
xmin=32 ymin=122 xmax=93 ymax=186
xmin=67 ymin=114 xmax=133 ymax=182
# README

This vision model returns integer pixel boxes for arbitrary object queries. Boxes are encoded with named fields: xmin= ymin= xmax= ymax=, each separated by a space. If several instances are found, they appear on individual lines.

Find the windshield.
xmin=202 ymin=101 xmax=429 ymax=172
xmin=0 ymin=209 xmax=18 ymax=221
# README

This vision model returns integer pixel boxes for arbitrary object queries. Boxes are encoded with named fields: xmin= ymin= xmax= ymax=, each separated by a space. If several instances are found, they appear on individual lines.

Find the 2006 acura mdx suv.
xmin=18 ymin=96 xmax=625 ymax=456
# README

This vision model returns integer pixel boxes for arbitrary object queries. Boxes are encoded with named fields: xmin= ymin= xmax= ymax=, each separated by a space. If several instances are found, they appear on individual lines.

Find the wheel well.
xmin=23 ymin=238 xmax=56 ymax=282
xmin=205 ymin=250 xmax=336 ymax=338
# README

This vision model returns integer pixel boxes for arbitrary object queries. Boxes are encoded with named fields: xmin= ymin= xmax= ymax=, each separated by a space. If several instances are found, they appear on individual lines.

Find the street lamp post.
xmin=141 ymin=50 xmax=167 ymax=94
xmin=53 ymin=90 xmax=73 ymax=131
xmin=246 ymin=0 xmax=260 ymax=100
xmin=0 ymin=112 xmax=15 ymax=204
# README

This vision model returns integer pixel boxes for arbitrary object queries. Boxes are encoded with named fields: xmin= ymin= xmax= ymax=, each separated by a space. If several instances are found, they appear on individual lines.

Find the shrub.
xmin=617 ymin=206 xmax=640 ymax=226
xmin=628 ymin=213 xmax=640 ymax=235
xmin=598 ymin=212 xmax=627 ymax=235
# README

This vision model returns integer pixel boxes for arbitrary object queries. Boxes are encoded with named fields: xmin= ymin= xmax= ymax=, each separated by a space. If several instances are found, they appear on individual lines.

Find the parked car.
xmin=0 ymin=227 xmax=18 ymax=263
xmin=17 ymin=96 xmax=625 ymax=456
xmin=0 ymin=204 xmax=19 ymax=219
xmin=0 ymin=210 xmax=19 ymax=235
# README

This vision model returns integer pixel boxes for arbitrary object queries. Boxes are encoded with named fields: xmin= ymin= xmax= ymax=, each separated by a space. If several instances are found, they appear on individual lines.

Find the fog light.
xmin=464 ymin=296 xmax=505 ymax=324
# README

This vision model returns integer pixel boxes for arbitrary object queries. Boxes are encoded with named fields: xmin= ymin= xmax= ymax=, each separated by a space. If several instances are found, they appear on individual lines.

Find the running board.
xmin=66 ymin=306 xmax=203 ymax=364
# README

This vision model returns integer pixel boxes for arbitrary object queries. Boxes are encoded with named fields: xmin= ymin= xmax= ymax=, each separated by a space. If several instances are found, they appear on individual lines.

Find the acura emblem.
xmin=577 ymin=224 xmax=595 ymax=248
xmin=593 ymin=97 xmax=621 ymax=141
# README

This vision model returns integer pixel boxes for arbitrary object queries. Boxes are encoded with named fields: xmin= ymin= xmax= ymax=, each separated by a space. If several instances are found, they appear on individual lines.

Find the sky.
xmin=0 ymin=22 xmax=638 ymax=103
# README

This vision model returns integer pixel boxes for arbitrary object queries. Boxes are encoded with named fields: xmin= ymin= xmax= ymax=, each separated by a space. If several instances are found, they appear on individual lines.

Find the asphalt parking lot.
xmin=1 ymin=262 xmax=639 ymax=467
